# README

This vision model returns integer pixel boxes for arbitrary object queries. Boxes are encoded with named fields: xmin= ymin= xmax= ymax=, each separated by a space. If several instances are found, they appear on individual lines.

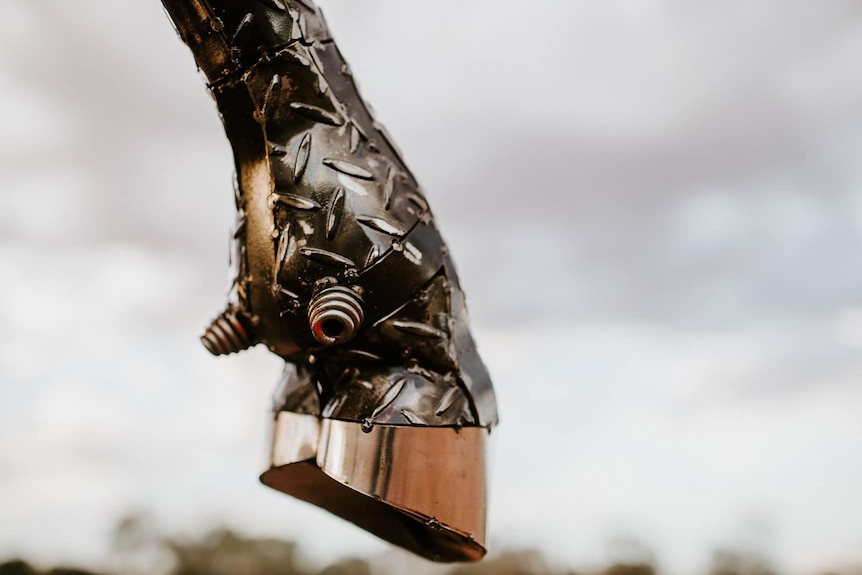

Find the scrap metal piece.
xmin=160 ymin=0 xmax=498 ymax=562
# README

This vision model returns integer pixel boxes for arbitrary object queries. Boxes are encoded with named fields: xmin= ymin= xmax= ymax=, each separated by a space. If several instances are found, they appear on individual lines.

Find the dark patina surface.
xmin=161 ymin=0 xmax=497 ymax=429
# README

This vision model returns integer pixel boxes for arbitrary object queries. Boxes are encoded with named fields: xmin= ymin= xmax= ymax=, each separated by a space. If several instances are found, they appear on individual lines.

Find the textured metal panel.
xmin=163 ymin=0 xmax=498 ymax=428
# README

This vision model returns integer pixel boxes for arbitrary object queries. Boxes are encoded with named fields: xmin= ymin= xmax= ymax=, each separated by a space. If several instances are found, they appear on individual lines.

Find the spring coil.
xmin=308 ymin=286 xmax=364 ymax=345
xmin=201 ymin=309 xmax=254 ymax=355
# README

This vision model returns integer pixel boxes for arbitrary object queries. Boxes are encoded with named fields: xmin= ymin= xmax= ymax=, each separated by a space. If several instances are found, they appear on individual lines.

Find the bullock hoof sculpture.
xmin=160 ymin=0 xmax=499 ymax=562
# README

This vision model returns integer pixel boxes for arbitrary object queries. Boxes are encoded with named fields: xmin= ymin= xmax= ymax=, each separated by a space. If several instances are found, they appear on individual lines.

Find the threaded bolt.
xmin=201 ymin=308 xmax=254 ymax=355
xmin=308 ymin=286 xmax=364 ymax=346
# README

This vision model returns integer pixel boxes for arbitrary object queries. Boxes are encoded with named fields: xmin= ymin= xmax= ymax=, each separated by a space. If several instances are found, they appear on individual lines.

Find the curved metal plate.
xmin=261 ymin=412 xmax=489 ymax=562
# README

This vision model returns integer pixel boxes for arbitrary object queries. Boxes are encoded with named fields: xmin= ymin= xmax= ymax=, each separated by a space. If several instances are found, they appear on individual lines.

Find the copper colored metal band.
xmin=261 ymin=411 xmax=489 ymax=562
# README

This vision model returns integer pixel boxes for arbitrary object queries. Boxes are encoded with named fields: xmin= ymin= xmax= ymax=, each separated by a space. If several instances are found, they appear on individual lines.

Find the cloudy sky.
xmin=2 ymin=1 xmax=862 ymax=574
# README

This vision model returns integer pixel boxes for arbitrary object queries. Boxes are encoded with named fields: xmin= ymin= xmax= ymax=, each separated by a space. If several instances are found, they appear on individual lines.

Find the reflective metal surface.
xmin=159 ymin=0 xmax=498 ymax=562
xmin=261 ymin=412 xmax=489 ymax=562
xmin=269 ymin=411 xmax=319 ymax=466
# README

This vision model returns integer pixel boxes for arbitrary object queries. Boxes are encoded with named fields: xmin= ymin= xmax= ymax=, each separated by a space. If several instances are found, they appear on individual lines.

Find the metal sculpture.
xmin=159 ymin=0 xmax=499 ymax=562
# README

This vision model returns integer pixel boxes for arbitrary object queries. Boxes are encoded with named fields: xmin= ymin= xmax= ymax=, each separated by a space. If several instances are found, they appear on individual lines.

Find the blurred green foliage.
xmin=0 ymin=518 xmax=857 ymax=575
xmin=706 ymin=549 xmax=776 ymax=575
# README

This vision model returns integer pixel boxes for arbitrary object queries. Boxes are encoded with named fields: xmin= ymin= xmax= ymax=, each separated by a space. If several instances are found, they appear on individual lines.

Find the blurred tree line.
xmin=0 ymin=517 xmax=857 ymax=575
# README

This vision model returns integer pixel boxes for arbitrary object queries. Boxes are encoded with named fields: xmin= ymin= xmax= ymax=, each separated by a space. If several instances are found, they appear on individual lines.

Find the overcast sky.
xmin=2 ymin=1 xmax=862 ymax=574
